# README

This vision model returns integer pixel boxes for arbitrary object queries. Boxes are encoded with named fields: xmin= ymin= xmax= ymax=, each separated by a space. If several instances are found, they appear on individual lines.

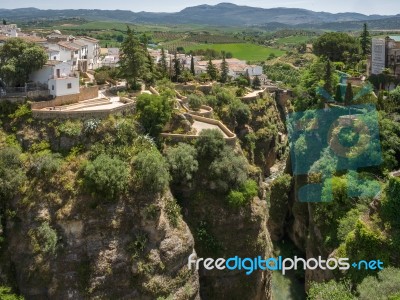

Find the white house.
xmin=0 ymin=24 xmax=20 ymax=37
xmin=76 ymin=37 xmax=100 ymax=70
xmin=246 ymin=65 xmax=263 ymax=77
xmin=46 ymin=48 xmax=61 ymax=61
xmin=194 ymin=58 xmax=263 ymax=79
xmin=100 ymin=48 xmax=120 ymax=68
xmin=30 ymin=61 xmax=79 ymax=97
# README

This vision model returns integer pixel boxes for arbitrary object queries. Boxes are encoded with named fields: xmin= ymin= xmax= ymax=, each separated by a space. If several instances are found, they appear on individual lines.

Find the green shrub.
xmin=227 ymin=179 xmax=258 ymax=207
xmin=340 ymin=220 xmax=389 ymax=283
xmin=195 ymin=129 xmax=225 ymax=160
xmin=209 ymin=147 xmax=248 ymax=192
xmin=135 ymin=93 xmax=172 ymax=137
xmin=30 ymin=153 xmax=62 ymax=178
xmin=83 ymin=154 xmax=130 ymax=200
xmin=227 ymin=190 xmax=246 ymax=207
xmin=337 ymin=208 xmax=362 ymax=242
xmin=269 ymin=174 xmax=292 ymax=221
xmin=9 ymin=104 xmax=31 ymax=120
xmin=357 ymin=268 xmax=400 ymax=300
xmin=196 ymin=221 xmax=221 ymax=255
xmin=164 ymin=197 xmax=181 ymax=228
xmin=57 ymin=120 xmax=83 ymax=137
xmin=241 ymin=179 xmax=258 ymax=199
xmin=0 ymin=147 xmax=26 ymax=201
xmin=188 ymin=94 xmax=203 ymax=111
xmin=307 ymin=280 xmax=355 ymax=300
xmin=94 ymin=70 xmax=110 ymax=84
xmin=229 ymin=98 xmax=251 ymax=127
xmin=133 ymin=149 xmax=170 ymax=193
xmin=0 ymin=286 xmax=24 ymax=300
xmin=165 ymin=143 xmax=198 ymax=184
xmin=35 ymin=222 xmax=58 ymax=255
xmin=128 ymin=232 xmax=148 ymax=260
xmin=381 ymin=177 xmax=400 ymax=227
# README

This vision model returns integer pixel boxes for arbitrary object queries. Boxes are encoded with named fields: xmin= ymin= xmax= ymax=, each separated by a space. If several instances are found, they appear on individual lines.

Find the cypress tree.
xmin=334 ymin=84 xmax=343 ymax=102
xmin=157 ymin=48 xmax=168 ymax=78
xmin=207 ymin=58 xmax=217 ymax=81
xmin=172 ymin=53 xmax=182 ymax=82
xmin=190 ymin=56 xmax=195 ymax=76
xmin=323 ymin=59 xmax=333 ymax=95
xmin=252 ymin=75 xmax=261 ymax=90
xmin=360 ymin=23 xmax=371 ymax=57
xmin=245 ymin=70 xmax=251 ymax=86
xmin=344 ymin=82 xmax=353 ymax=106
xmin=220 ymin=54 xmax=229 ymax=83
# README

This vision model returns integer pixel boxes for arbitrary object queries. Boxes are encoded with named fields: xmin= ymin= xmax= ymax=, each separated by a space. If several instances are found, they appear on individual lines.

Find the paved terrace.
xmin=192 ymin=120 xmax=228 ymax=137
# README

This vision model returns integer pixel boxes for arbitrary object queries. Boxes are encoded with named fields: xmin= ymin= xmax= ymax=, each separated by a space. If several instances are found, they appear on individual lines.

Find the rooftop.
xmin=389 ymin=36 xmax=400 ymax=42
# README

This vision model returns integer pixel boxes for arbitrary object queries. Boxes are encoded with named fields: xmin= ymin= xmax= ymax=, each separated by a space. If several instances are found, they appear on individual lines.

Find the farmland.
xmin=21 ymin=19 xmax=288 ymax=60
xmin=184 ymin=43 xmax=285 ymax=61
xmin=275 ymin=35 xmax=314 ymax=46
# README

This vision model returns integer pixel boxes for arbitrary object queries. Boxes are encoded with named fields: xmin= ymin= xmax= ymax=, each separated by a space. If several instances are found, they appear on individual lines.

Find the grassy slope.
xmin=185 ymin=43 xmax=285 ymax=61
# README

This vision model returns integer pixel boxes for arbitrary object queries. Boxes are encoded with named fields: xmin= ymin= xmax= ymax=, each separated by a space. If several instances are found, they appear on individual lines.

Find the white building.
xmin=0 ymin=24 xmax=20 ymax=37
xmin=76 ymin=37 xmax=100 ymax=70
xmin=30 ymin=61 xmax=80 ymax=97
xmin=100 ymin=48 xmax=120 ymax=68
xmin=194 ymin=58 xmax=263 ymax=79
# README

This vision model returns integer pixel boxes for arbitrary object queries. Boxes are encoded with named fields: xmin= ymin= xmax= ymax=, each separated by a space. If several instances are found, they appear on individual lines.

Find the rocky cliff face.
xmin=173 ymin=174 xmax=273 ymax=300
xmin=3 ymin=163 xmax=200 ymax=299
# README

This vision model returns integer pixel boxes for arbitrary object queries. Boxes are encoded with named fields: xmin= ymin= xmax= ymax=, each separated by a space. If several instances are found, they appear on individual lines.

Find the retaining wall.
xmin=161 ymin=114 xmax=236 ymax=146
xmin=31 ymin=86 xmax=99 ymax=109
xmin=32 ymin=102 xmax=135 ymax=120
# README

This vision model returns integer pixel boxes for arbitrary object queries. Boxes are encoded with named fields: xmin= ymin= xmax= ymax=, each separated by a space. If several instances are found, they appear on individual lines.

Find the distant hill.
xmin=0 ymin=3 xmax=395 ymax=28
xmin=255 ymin=15 xmax=400 ymax=31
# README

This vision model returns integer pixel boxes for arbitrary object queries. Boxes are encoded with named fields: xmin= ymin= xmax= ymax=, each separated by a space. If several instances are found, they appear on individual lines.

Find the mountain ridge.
xmin=0 ymin=3 xmax=394 ymax=26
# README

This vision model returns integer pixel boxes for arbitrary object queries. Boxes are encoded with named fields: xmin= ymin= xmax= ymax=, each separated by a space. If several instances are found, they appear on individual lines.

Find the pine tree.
xmin=344 ymin=82 xmax=353 ymax=106
xmin=2 ymin=19 xmax=6 ymax=25
xmin=190 ymin=56 xmax=195 ymax=76
xmin=360 ymin=23 xmax=371 ymax=57
xmin=119 ymin=26 xmax=147 ymax=90
xmin=252 ymin=75 xmax=261 ymax=90
xmin=172 ymin=53 xmax=181 ymax=82
xmin=157 ymin=48 xmax=168 ymax=78
xmin=220 ymin=54 xmax=229 ymax=83
xmin=207 ymin=58 xmax=217 ymax=81
xmin=323 ymin=59 xmax=333 ymax=95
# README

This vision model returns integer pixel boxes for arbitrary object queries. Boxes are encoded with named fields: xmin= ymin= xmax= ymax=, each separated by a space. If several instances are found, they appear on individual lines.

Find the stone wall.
xmin=32 ymin=102 xmax=135 ymax=120
xmin=27 ymin=90 xmax=51 ymax=100
xmin=175 ymin=84 xmax=213 ymax=95
xmin=31 ymin=86 xmax=99 ymax=109
xmin=161 ymin=114 xmax=236 ymax=146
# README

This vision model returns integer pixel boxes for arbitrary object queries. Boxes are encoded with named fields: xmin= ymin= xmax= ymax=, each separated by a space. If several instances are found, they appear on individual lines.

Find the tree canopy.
xmin=135 ymin=93 xmax=173 ymax=137
xmin=0 ymin=38 xmax=47 ymax=87
xmin=313 ymin=32 xmax=359 ymax=62
xmin=119 ymin=26 xmax=148 ymax=90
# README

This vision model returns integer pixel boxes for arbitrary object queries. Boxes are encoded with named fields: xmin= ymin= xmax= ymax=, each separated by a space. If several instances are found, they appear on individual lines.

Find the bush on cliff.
xmin=83 ymin=154 xmax=130 ymax=200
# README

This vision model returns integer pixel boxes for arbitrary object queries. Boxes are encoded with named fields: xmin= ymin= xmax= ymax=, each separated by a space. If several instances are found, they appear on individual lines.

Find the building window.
xmin=67 ymin=83 xmax=72 ymax=89
xmin=52 ymin=85 xmax=54 ymax=90
xmin=53 ymin=56 xmax=56 ymax=60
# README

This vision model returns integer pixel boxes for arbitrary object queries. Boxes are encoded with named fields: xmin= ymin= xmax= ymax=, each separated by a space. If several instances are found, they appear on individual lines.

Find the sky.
xmin=1 ymin=0 xmax=399 ymax=15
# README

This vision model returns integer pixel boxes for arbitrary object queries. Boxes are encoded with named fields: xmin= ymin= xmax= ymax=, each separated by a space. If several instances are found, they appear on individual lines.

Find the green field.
xmin=275 ymin=36 xmax=312 ymax=45
xmin=185 ymin=43 xmax=285 ymax=61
